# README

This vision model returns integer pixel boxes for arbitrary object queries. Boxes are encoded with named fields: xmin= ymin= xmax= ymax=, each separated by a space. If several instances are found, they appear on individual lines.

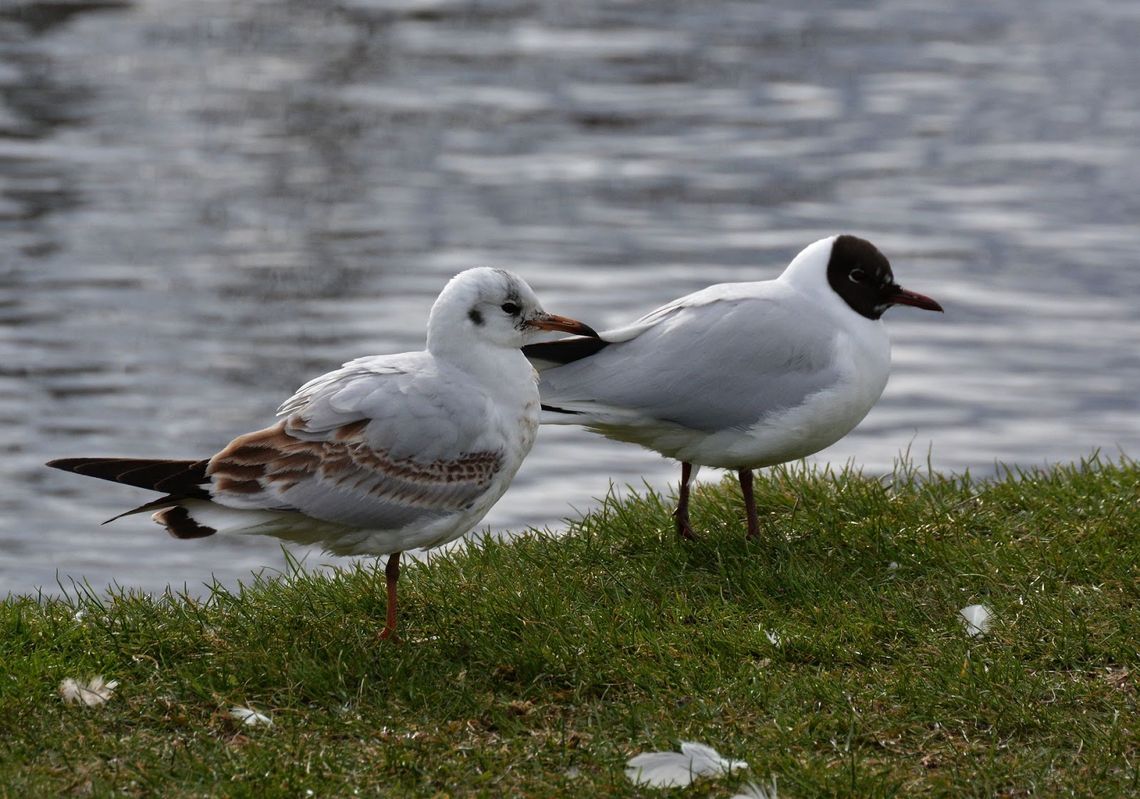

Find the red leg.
xmin=379 ymin=552 xmax=401 ymax=641
xmin=738 ymin=469 xmax=761 ymax=540
xmin=673 ymin=462 xmax=696 ymax=540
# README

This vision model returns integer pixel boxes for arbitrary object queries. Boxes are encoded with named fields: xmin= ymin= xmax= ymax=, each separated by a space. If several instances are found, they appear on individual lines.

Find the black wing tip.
xmin=523 ymin=336 xmax=611 ymax=366
xmin=154 ymin=505 xmax=217 ymax=539
xmin=46 ymin=457 xmax=211 ymax=498
xmin=46 ymin=457 xmax=99 ymax=473
xmin=540 ymin=403 xmax=583 ymax=415
xmin=46 ymin=456 xmax=181 ymax=471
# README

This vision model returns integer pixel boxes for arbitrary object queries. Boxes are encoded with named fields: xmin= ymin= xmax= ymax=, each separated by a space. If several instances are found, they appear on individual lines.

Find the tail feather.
xmin=46 ymin=457 xmax=211 ymax=498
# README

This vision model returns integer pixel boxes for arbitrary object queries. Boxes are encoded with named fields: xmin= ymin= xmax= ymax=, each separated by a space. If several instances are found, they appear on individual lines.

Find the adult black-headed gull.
xmin=524 ymin=235 xmax=942 ymax=540
xmin=48 ymin=267 xmax=597 ymax=639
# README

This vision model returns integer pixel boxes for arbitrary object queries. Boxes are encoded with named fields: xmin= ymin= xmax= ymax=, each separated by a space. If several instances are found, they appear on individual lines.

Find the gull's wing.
xmin=207 ymin=353 xmax=503 ymax=529
xmin=601 ymin=282 xmax=752 ymax=342
xmin=523 ymin=283 xmax=751 ymax=369
xmin=536 ymin=285 xmax=844 ymax=432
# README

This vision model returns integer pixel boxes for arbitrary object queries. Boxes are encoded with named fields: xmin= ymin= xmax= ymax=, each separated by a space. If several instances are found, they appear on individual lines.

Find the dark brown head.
xmin=825 ymin=235 xmax=943 ymax=320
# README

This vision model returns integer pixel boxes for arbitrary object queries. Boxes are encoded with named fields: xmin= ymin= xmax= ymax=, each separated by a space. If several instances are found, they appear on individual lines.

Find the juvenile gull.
xmin=48 ymin=267 xmax=597 ymax=639
xmin=525 ymin=235 xmax=942 ymax=539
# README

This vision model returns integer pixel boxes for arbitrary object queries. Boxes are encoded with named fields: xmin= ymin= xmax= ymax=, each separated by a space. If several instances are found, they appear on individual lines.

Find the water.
xmin=2 ymin=0 xmax=1137 ymax=597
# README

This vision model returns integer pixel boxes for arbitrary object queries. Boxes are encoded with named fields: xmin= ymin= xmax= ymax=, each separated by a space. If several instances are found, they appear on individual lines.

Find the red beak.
xmin=889 ymin=285 xmax=943 ymax=313
xmin=527 ymin=313 xmax=600 ymax=338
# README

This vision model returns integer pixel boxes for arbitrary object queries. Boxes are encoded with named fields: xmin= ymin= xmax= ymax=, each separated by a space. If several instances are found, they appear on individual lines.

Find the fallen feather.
xmin=732 ymin=776 xmax=780 ymax=799
xmin=626 ymin=741 xmax=748 ymax=788
xmin=229 ymin=706 xmax=273 ymax=727
xmin=959 ymin=604 xmax=993 ymax=637
xmin=59 ymin=676 xmax=118 ymax=707
xmin=764 ymin=629 xmax=781 ymax=646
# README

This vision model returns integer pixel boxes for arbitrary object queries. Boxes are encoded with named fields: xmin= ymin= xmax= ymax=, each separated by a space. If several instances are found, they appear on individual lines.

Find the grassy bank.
xmin=2 ymin=457 xmax=1137 ymax=797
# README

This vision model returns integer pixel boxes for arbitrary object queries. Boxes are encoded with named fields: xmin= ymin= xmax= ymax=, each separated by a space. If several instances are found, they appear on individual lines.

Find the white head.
xmin=780 ymin=235 xmax=943 ymax=320
xmin=427 ymin=267 xmax=597 ymax=356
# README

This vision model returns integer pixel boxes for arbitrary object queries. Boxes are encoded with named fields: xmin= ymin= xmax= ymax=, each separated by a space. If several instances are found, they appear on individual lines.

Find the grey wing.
xmin=207 ymin=353 xmax=503 ymax=528
xmin=539 ymin=297 xmax=842 ymax=432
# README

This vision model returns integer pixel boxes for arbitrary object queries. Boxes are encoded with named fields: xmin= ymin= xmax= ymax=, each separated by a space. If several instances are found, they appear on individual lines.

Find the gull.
xmin=47 ymin=268 xmax=596 ymax=639
xmin=524 ymin=235 xmax=942 ymax=539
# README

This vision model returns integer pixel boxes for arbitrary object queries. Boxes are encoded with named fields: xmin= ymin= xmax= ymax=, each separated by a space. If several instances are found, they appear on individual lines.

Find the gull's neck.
xmin=428 ymin=334 xmax=534 ymax=388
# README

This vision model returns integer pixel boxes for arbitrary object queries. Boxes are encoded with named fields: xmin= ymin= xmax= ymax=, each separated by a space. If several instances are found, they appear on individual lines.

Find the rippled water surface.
xmin=2 ymin=0 xmax=1138 ymax=595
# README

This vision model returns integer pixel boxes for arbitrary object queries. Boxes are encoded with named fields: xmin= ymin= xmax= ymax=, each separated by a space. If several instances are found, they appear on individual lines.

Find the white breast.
xmin=411 ymin=358 xmax=540 ymax=550
xmin=679 ymin=321 xmax=891 ymax=469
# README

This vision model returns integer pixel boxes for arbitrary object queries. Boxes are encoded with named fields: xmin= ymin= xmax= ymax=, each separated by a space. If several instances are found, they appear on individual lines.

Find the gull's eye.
xmin=501 ymin=302 xmax=521 ymax=315
xmin=849 ymin=268 xmax=867 ymax=284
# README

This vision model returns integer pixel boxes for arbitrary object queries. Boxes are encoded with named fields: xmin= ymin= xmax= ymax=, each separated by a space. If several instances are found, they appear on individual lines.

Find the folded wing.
xmin=208 ymin=353 xmax=504 ymax=529
xmin=533 ymin=291 xmax=842 ymax=433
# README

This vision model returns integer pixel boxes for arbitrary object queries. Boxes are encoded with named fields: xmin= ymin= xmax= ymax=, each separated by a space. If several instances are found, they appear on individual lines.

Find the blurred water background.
xmin=2 ymin=0 xmax=1137 ymax=596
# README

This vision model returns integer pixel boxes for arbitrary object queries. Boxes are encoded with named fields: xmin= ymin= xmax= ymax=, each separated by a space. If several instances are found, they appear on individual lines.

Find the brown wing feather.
xmin=207 ymin=421 xmax=502 ymax=515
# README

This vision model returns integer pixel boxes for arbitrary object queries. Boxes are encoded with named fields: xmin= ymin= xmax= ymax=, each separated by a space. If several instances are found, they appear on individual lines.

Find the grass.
xmin=1 ymin=456 xmax=1137 ymax=797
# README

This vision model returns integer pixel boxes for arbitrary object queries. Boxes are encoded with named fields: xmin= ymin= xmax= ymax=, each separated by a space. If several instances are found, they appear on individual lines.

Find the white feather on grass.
xmin=59 ymin=676 xmax=118 ymax=707
xmin=732 ymin=776 xmax=780 ymax=799
xmin=229 ymin=706 xmax=273 ymax=727
xmin=959 ymin=604 xmax=993 ymax=637
xmin=625 ymin=741 xmax=748 ymax=788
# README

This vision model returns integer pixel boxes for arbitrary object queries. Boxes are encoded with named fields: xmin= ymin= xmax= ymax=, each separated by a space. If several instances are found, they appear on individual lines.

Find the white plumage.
xmin=48 ymin=267 xmax=596 ymax=638
xmin=527 ymin=235 xmax=942 ymax=539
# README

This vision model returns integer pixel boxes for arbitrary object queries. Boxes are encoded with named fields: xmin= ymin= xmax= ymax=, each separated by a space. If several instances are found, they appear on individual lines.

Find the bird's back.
xmin=531 ymin=280 xmax=890 ymax=467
